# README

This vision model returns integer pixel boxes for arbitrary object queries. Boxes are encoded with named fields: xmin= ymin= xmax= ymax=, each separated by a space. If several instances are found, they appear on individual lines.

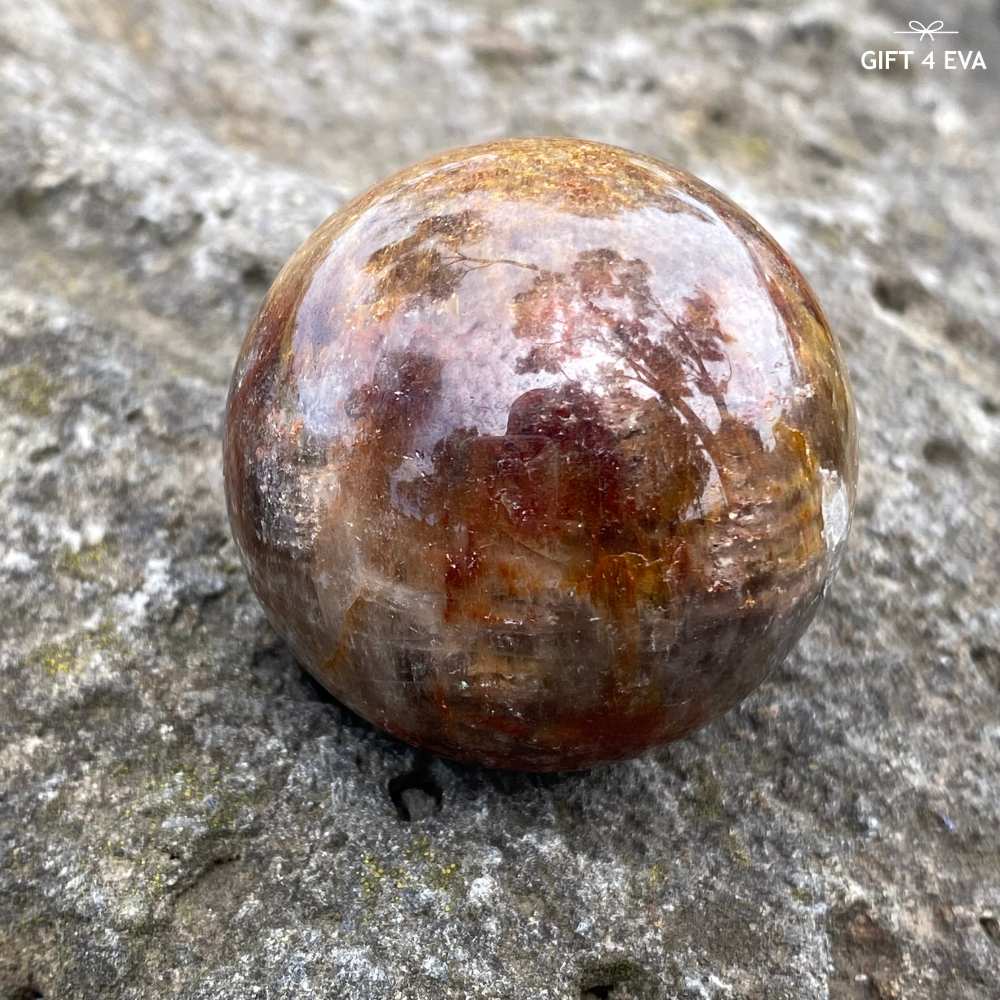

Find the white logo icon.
xmin=893 ymin=19 xmax=959 ymax=42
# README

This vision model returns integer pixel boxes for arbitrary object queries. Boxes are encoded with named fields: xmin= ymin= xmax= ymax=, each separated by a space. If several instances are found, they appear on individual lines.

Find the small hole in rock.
xmin=28 ymin=444 xmax=60 ymax=464
xmin=579 ymin=960 xmax=650 ymax=1000
xmin=970 ymin=645 xmax=999 ymax=689
xmin=980 ymin=915 xmax=1000 ymax=945
xmin=922 ymin=437 xmax=965 ymax=467
xmin=788 ymin=20 xmax=837 ymax=46
xmin=873 ymin=275 xmax=925 ymax=314
xmin=388 ymin=765 xmax=443 ymax=822
xmin=981 ymin=397 xmax=999 ymax=416
xmin=802 ymin=142 xmax=844 ymax=169
xmin=241 ymin=261 xmax=271 ymax=289
xmin=943 ymin=317 xmax=971 ymax=343
xmin=11 ymin=188 xmax=46 ymax=218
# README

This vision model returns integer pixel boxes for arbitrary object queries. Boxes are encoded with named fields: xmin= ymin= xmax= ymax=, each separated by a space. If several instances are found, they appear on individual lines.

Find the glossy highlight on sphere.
xmin=224 ymin=138 xmax=858 ymax=770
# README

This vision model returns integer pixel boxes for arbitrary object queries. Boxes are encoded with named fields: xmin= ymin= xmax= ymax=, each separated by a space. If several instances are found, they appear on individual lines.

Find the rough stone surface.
xmin=0 ymin=1 xmax=998 ymax=998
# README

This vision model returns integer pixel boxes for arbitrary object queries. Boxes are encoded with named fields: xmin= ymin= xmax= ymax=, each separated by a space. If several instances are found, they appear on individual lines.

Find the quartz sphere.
xmin=224 ymin=138 xmax=857 ymax=770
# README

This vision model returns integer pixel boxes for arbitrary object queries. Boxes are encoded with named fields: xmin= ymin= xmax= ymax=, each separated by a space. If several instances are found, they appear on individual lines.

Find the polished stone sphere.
xmin=223 ymin=138 xmax=857 ymax=770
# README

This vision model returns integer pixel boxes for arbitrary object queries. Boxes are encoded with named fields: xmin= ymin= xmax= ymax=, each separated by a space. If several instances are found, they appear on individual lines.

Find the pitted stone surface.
xmin=1 ymin=2 xmax=999 ymax=998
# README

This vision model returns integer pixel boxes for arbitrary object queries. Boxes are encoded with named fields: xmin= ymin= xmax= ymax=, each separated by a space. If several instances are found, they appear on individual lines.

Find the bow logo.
xmin=894 ymin=19 xmax=958 ymax=42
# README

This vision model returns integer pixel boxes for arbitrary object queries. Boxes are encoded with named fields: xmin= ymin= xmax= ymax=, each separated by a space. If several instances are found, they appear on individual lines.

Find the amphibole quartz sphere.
xmin=224 ymin=138 xmax=858 ymax=771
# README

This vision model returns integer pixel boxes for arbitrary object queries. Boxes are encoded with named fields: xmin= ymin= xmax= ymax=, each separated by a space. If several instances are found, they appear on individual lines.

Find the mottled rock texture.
xmin=1 ymin=1 xmax=998 ymax=998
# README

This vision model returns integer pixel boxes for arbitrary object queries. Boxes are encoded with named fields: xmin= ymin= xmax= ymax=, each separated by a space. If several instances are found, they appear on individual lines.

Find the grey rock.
xmin=1 ymin=1 xmax=998 ymax=998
